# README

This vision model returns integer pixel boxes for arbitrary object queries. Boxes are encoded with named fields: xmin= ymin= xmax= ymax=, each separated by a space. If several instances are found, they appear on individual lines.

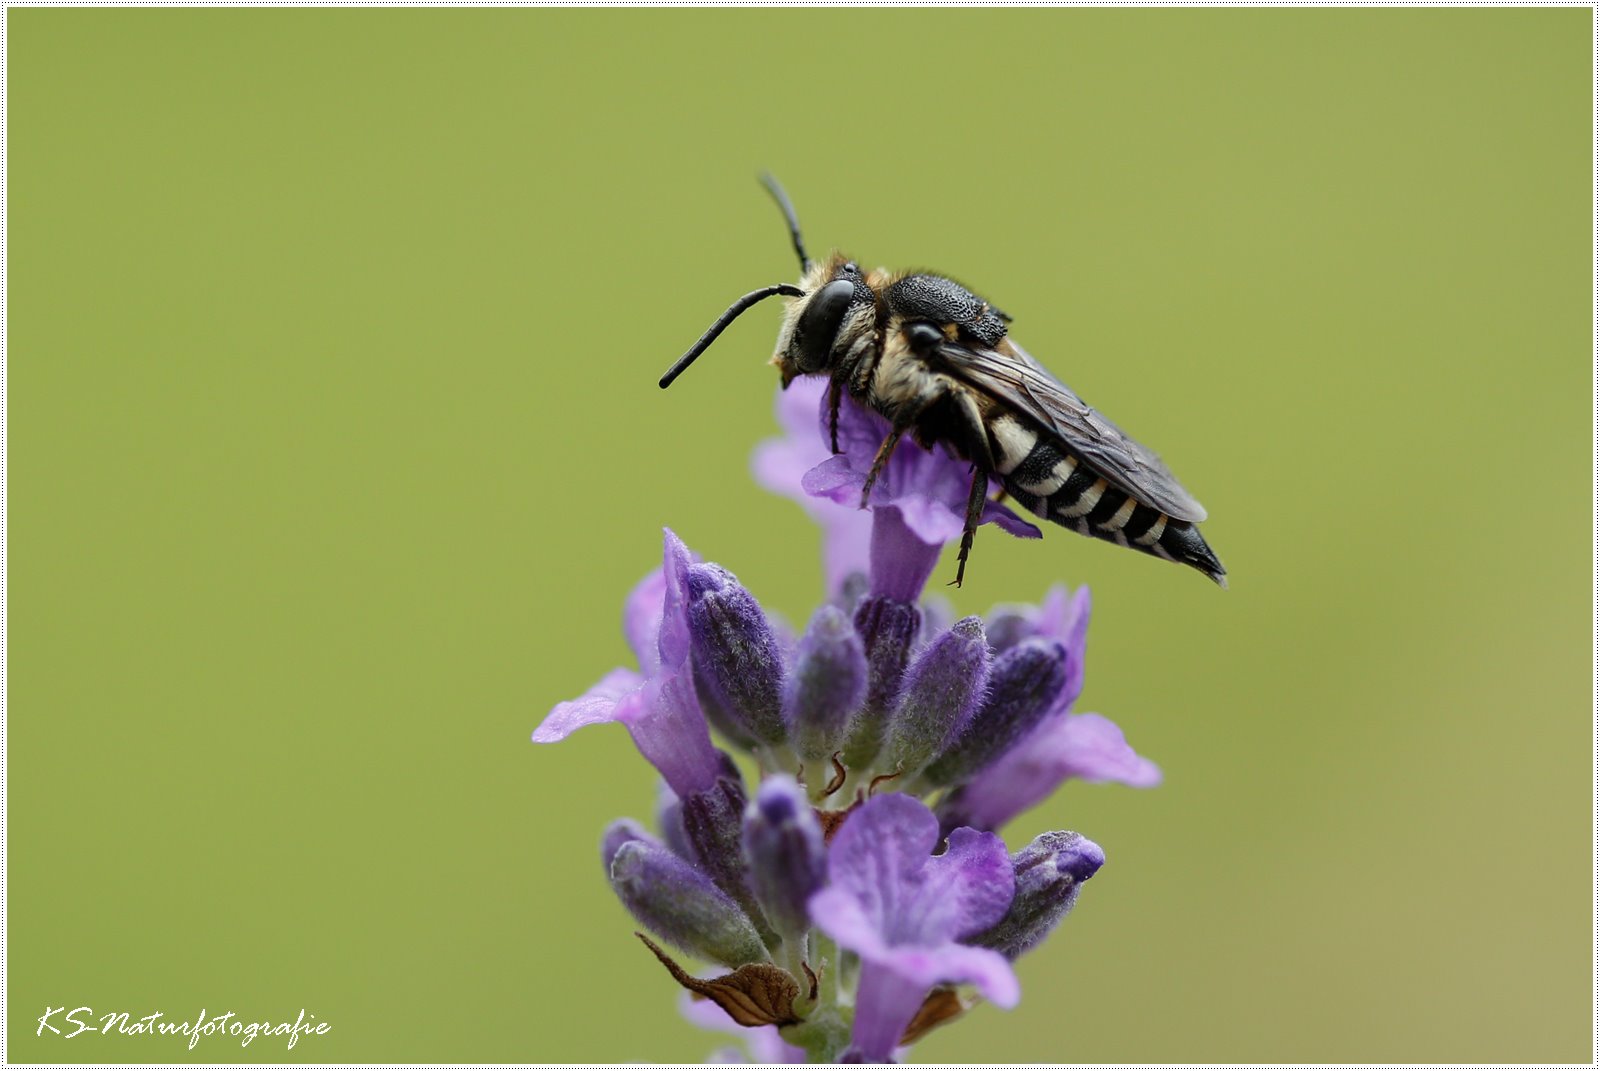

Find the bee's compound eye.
xmin=795 ymin=279 xmax=856 ymax=373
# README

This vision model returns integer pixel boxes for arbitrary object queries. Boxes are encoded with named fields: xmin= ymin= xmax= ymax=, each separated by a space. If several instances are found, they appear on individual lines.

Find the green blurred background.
xmin=11 ymin=8 xmax=1591 ymax=1063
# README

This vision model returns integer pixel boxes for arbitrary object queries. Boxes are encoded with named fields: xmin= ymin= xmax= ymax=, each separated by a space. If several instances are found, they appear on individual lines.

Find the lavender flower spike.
xmin=539 ymin=382 xmax=1167 ymax=1059
xmin=809 ymin=795 xmax=1019 ymax=1062
xmin=973 ymin=831 xmax=1105 ymax=960
xmin=608 ymin=839 xmax=769 ymax=969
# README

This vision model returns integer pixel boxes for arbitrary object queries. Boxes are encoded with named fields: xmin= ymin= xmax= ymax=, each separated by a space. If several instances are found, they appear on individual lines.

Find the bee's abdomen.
xmin=989 ymin=419 xmax=1226 ymax=586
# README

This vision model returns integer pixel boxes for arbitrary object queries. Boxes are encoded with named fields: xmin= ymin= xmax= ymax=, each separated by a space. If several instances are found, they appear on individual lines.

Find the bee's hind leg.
xmin=950 ymin=467 xmax=988 ymax=588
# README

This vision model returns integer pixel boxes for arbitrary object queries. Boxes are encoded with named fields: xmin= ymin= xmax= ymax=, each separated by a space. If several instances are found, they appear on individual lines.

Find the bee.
xmin=660 ymin=176 xmax=1226 ymax=589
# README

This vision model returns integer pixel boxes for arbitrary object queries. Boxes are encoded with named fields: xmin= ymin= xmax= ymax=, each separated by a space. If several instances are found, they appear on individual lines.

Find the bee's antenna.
xmin=759 ymin=173 xmax=810 ymax=274
xmin=659 ymin=284 xmax=805 ymax=389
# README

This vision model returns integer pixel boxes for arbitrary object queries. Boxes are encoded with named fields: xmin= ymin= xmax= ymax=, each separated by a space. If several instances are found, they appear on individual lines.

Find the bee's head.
xmin=771 ymin=255 xmax=878 ymax=385
xmin=659 ymin=175 xmax=873 ymax=391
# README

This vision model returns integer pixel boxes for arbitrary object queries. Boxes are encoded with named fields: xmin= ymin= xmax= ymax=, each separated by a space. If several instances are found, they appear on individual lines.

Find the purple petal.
xmin=659 ymin=528 xmax=696 ymax=670
xmin=809 ymin=795 xmax=1019 ymax=1014
xmin=746 ymin=1027 xmax=808 ymax=1065
xmin=626 ymin=673 xmax=724 ymax=799
xmin=940 ymin=712 xmax=1162 ymax=832
xmin=817 ymin=794 xmax=939 ymax=929
xmin=751 ymin=380 xmax=830 ymax=501
xmin=1041 ymin=713 xmax=1163 ymax=787
xmin=532 ymin=667 xmax=644 ymax=743
xmin=820 ymin=385 xmax=889 ymax=464
xmin=817 ymin=510 xmax=874 ymax=599
xmin=808 ymin=886 xmax=891 ymax=964
xmin=1036 ymin=585 xmax=1092 ymax=653
xmin=812 ymin=797 xmax=1013 ymax=946
xmin=866 ymin=507 xmax=943 ymax=602
xmin=931 ymin=827 xmax=1020 ymax=939
xmin=801 ymin=453 xmax=861 ymax=499
xmin=777 ymin=373 xmax=828 ymax=440
xmin=800 ymin=392 xmax=1039 ymax=604
xmin=624 ymin=568 xmax=667 ymax=676
xmin=983 ymin=501 xmax=1044 ymax=540
xmin=845 ymin=947 xmax=1018 ymax=1060
xmin=848 ymin=962 xmax=929 ymax=1063
xmin=1037 ymin=586 xmax=1091 ymax=713
xmin=889 ymin=492 xmax=969 ymax=546
xmin=752 ymin=381 xmax=874 ymax=595
xmin=538 ymin=530 xmax=723 ymax=796
xmin=679 ymin=993 xmax=735 ymax=1032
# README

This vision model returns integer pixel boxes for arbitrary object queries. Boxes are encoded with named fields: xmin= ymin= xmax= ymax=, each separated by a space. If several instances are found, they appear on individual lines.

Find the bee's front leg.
xmin=950 ymin=466 xmax=988 ymax=588
xmin=828 ymin=379 xmax=842 ymax=454
xmin=859 ymin=425 xmax=907 ymax=508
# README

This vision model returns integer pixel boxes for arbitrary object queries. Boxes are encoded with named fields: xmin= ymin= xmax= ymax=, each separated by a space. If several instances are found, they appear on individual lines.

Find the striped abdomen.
xmin=986 ymin=415 xmax=1226 ymax=585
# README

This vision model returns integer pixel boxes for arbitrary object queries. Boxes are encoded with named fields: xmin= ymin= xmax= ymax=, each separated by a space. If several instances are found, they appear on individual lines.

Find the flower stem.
xmin=781 ymin=1004 xmax=851 ymax=1064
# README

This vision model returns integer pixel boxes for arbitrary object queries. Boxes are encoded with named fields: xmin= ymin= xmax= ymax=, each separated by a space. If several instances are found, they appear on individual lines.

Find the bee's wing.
xmin=936 ymin=339 xmax=1208 ymax=522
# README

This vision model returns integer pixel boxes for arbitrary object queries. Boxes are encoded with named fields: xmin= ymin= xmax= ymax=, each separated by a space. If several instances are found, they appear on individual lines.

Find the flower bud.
xmin=985 ymin=586 xmax=1090 ymax=716
xmin=608 ymin=840 xmax=769 ymax=968
xmin=842 ymin=596 xmax=921 ymax=768
xmin=679 ymin=759 xmax=773 ymax=943
xmin=601 ymin=818 xmax=659 ymax=875
xmin=656 ymin=784 xmax=693 ymax=860
xmin=984 ymin=612 xmax=1033 ymax=652
xmin=740 ymin=775 xmax=827 ymax=941
xmin=784 ymin=604 xmax=868 ymax=763
xmin=686 ymin=563 xmax=787 ymax=746
xmin=884 ymin=617 xmax=991 ymax=777
xmin=832 ymin=570 xmax=869 ymax=615
xmin=920 ymin=638 xmax=1068 ymax=787
xmin=972 ymin=831 xmax=1104 ymax=960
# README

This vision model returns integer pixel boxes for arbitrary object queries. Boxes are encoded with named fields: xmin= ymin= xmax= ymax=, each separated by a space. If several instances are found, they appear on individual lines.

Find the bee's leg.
xmin=859 ymin=425 xmax=907 ymax=508
xmin=950 ymin=467 xmax=988 ymax=588
xmin=828 ymin=379 xmax=842 ymax=454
